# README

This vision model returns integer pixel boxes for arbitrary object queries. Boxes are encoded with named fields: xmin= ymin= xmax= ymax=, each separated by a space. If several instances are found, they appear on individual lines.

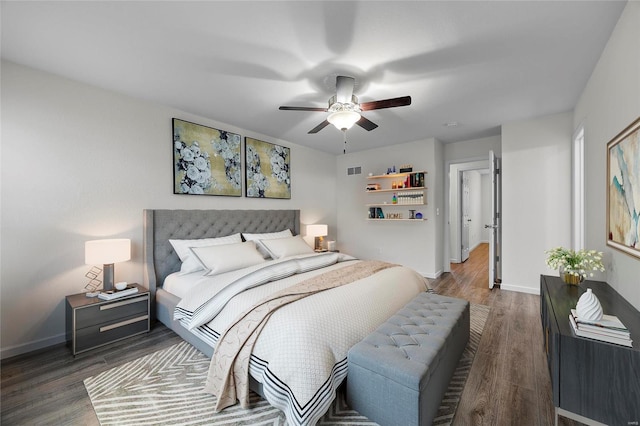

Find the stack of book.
xmin=569 ymin=309 xmax=632 ymax=347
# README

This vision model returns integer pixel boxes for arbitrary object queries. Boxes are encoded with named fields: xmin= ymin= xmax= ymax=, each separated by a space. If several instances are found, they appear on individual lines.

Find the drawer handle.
xmin=99 ymin=315 xmax=149 ymax=332
xmin=100 ymin=296 xmax=148 ymax=310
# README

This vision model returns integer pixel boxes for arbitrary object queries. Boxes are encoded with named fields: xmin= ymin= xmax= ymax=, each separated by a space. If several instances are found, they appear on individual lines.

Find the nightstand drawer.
xmin=66 ymin=284 xmax=151 ymax=355
xmin=75 ymin=295 xmax=149 ymax=328
xmin=75 ymin=314 xmax=149 ymax=353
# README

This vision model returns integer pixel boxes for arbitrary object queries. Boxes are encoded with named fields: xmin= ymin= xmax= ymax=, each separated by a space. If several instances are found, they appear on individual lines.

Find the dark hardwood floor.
xmin=429 ymin=243 xmax=579 ymax=426
xmin=1 ymin=244 xmax=578 ymax=425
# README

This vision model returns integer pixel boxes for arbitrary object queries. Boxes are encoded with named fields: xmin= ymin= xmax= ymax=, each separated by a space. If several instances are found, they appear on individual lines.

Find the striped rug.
xmin=85 ymin=304 xmax=489 ymax=425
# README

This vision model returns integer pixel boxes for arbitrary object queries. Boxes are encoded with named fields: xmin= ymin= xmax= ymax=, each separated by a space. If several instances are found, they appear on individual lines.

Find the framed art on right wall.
xmin=607 ymin=116 xmax=640 ymax=258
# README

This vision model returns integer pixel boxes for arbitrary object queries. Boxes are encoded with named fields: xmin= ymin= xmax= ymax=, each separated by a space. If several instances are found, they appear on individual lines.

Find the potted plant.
xmin=545 ymin=247 xmax=605 ymax=285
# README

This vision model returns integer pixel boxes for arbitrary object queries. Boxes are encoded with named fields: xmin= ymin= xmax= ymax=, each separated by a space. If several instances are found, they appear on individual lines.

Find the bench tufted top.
xmin=348 ymin=292 xmax=469 ymax=391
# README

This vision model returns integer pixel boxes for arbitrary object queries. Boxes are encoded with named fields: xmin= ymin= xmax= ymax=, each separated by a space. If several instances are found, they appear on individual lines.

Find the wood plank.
xmin=455 ymin=350 xmax=500 ymax=425
xmin=1 ymin=325 xmax=181 ymax=425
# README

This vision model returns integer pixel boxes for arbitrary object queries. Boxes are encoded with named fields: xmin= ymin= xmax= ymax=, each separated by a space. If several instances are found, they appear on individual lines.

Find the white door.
xmin=461 ymin=172 xmax=470 ymax=262
xmin=486 ymin=151 xmax=502 ymax=289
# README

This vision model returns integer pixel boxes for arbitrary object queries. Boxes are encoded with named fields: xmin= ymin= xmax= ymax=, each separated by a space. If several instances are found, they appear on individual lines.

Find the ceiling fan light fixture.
xmin=327 ymin=110 xmax=361 ymax=130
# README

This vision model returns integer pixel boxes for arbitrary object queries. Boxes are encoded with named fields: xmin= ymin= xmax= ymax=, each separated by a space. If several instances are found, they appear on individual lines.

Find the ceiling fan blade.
xmin=360 ymin=96 xmax=412 ymax=111
xmin=356 ymin=116 xmax=378 ymax=131
xmin=279 ymin=106 xmax=328 ymax=112
xmin=308 ymin=120 xmax=330 ymax=134
xmin=335 ymin=76 xmax=355 ymax=103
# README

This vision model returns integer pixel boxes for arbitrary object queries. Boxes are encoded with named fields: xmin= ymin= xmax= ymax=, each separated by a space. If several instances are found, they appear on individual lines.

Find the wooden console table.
xmin=540 ymin=275 xmax=640 ymax=426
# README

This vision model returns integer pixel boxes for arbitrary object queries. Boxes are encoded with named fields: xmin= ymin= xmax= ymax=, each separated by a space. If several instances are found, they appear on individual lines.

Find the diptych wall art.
xmin=245 ymin=137 xmax=291 ymax=199
xmin=607 ymin=116 xmax=640 ymax=258
xmin=173 ymin=118 xmax=242 ymax=196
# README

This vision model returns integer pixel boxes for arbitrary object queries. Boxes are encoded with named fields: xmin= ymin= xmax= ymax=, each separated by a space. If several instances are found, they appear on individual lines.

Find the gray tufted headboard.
xmin=143 ymin=209 xmax=300 ymax=300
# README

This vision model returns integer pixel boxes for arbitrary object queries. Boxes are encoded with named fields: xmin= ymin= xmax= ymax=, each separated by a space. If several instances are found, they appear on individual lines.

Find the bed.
xmin=143 ymin=209 xmax=429 ymax=425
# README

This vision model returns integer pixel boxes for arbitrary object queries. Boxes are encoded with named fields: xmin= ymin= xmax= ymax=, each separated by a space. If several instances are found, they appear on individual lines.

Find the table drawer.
xmin=75 ymin=314 xmax=149 ymax=353
xmin=75 ymin=295 xmax=149 ymax=328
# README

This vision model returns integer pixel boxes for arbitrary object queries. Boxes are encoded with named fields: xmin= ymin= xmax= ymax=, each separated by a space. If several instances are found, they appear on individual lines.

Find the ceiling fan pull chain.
xmin=343 ymin=129 xmax=347 ymax=154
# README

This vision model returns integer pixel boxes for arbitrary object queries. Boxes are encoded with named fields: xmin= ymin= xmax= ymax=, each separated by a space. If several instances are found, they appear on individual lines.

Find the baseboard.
xmin=499 ymin=283 xmax=540 ymax=295
xmin=1 ymin=332 xmax=66 ymax=360
xmin=423 ymin=269 xmax=443 ymax=280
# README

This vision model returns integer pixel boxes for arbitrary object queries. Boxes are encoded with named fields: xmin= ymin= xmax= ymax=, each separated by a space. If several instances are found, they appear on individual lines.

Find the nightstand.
xmin=65 ymin=283 xmax=150 ymax=355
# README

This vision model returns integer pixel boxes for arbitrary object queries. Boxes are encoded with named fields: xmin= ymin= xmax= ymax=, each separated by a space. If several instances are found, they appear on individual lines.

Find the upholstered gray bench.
xmin=346 ymin=292 xmax=470 ymax=426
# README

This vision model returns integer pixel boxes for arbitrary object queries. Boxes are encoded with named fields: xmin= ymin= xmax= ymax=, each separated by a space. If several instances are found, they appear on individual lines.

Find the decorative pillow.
xmin=190 ymin=241 xmax=265 ymax=276
xmin=169 ymin=233 xmax=242 ymax=274
xmin=242 ymin=229 xmax=293 ymax=258
xmin=259 ymin=235 xmax=315 ymax=259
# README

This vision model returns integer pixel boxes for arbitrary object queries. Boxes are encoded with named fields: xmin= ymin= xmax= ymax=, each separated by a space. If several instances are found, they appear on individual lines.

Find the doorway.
xmin=448 ymin=161 xmax=489 ymax=264
xmin=446 ymin=153 xmax=501 ymax=288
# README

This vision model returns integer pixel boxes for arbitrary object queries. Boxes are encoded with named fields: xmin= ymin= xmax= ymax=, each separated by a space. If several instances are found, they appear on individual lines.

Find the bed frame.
xmin=142 ymin=208 xmax=300 ymax=359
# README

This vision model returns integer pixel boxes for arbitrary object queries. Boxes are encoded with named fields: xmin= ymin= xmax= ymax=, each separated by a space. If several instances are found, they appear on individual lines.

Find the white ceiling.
xmin=1 ymin=1 xmax=626 ymax=155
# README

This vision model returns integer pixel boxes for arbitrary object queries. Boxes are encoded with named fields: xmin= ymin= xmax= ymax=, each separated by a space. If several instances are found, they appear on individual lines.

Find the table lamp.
xmin=85 ymin=239 xmax=131 ymax=291
xmin=307 ymin=224 xmax=328 ymax=251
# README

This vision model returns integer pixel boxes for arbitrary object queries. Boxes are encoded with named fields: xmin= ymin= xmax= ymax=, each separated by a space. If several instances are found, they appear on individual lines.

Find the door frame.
xmin=444 ymin=158 xmax=490 ymax=272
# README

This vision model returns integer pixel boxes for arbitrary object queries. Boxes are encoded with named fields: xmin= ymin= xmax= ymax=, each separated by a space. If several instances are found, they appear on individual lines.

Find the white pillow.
xmin=169 ymin=233 xmax=242 ymax=274
xmin=190 ymin=241 xmax=265 ymax=276
xmin=259 ymin=235 xmax=315 ymax=259
xmin=242 ymin=229 xmax=293 ymax=258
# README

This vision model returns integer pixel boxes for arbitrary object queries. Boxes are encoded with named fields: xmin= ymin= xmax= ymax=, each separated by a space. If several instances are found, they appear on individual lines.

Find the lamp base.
xmin=103 ymin=263 xmax=115 ymax=291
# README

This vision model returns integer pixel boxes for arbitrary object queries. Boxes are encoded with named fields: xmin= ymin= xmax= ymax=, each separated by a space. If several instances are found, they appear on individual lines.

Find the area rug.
xmin=85 ymin=304 xmax=489 ymax=425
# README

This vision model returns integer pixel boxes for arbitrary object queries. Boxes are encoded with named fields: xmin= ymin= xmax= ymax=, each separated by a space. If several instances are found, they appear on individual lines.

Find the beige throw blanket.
xmin=205 ymin=260 xmax=396 ymax=411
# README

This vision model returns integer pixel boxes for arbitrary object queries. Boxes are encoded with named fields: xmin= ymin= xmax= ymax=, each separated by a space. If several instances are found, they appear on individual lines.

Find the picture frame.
xmin=173 ymin=118 xmax=242 ymax=196
xmin=245 ymin=137 xmax=291 ymax=199
xmin=606 ymin=116 xmax=640 ymax=258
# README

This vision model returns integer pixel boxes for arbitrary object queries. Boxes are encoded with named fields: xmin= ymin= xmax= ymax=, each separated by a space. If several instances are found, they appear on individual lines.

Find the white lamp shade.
xmin=85 ymin=239 xmax=131 ymax=265
xmin=327 ymin=111 xmax=361 ymax=130
xmin=307 ymin=224 xmax=328 ymax=237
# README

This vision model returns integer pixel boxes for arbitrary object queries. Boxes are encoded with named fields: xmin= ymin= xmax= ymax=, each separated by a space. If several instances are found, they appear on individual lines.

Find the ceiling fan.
xmin=279 ymin=75 xmax=411 ymax=134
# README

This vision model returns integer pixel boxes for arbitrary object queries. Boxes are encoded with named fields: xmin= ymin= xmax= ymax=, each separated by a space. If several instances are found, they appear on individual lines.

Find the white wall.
xmin=444 ymin=135 xmax=502 ymax=162
xmin=0 ymin=61 xmax=338 ymax=358
xmin=433 ymin=137 xmax=445 ymax=276
xmin=573 ymin=1 xmax=640 ymax=309
xmin=501 ymin=111 xmax=573 ymax=294
xmin=336 ymin=139 xmax=444 ymax=278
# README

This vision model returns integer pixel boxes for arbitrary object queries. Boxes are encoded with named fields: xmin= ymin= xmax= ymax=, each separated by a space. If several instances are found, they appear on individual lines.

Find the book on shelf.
xmin=569 ymin=314 xmax=632 ymax=347
xmin=570 ymin=309 xmax=630 ymax=338
xmin=98 ymin=286 xmax=138 ymax=301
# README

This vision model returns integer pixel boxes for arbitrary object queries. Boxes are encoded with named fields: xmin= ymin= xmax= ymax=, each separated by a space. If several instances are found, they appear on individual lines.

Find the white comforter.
xmin=173 ymin=252 xmax=428 ymax=425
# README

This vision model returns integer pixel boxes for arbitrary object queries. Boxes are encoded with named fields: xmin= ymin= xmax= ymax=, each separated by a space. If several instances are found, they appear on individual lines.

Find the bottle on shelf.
xmin=392 ymin=193 xmax=398 ymax=204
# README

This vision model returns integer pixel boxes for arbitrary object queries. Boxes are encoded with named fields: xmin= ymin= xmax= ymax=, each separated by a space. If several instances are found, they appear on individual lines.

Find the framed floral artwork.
xmin=173 ymin=118 xmax=242 ymax=196
xmin=245 ymin=137 xmax=291 ymax=199
xmin=607 ymin=116 xmax=640 ymax=258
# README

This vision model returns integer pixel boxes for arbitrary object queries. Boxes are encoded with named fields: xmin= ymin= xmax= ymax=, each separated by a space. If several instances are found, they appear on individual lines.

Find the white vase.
xmin=576 ymin=288 xmax=603 ymax=322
